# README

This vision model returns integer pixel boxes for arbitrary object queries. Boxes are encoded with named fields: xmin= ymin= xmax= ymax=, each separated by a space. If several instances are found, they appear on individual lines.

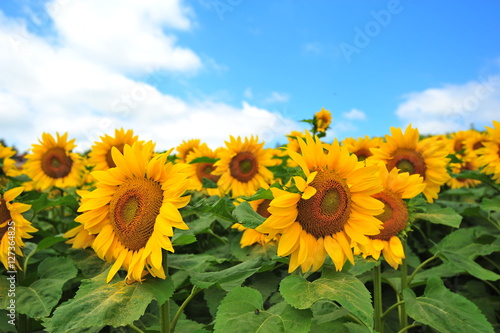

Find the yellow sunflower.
xmin=478 ymin=120 xmax=500 ymax=183
xmin=68 ymin=141 xmax=192 ymax=283
xmin=357 ymin=164 xmax=425 ymax=269
xmin=212 ymin=136 xmax=275 ymax=197
xmin=89 ymin=129 xmax=145 ymax=171
xmin=447 ymin=156 xmax=481 ymax=189
xmin=315 ymin=108 xmax=332 ymax=133
xmin=63 ymin=190 xmax=96 ymax=249
xmin=463 ymin=129 xmax=489 ymax=159
xmin=368 ymin=125 xmax=450 ymax=203
xmin=0 ymin=144 xmax=20 ymax=181
xmin=232 ymin=198 xmax=276 ymax=247
xmin=176 ymin=139 xmax=201 ymax=163
xmin=449 ymin=130 xmax=469 ymax=154
xmin=24 ymin=133 xmax=85 ymax=191
xmin=0 ymin=187 xmax=38 ymax=270
xmin=342 ymin=135 xmax=383 ymax=161
xmin=184 ymin=144 xmax=222 ymax=196
xmin=256 ymin=133 xmax=384 ymax=273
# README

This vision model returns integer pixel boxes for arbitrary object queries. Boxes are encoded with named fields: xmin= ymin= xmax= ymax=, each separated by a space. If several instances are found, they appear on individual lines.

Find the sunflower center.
xmin=109 ymin=177 xmax=163 ymax=251
xmin=229 ymin=151 xmax=258 ymax=183
xmin=296 ymin=170 xmax=351 ymax=239
xmin=473 ymin=141 xmax=483 ymax=150
xmin=454 ymin=139 xmax=464 ymax=153
xmin=386 ymin=148 xmax=426 ymax=177
xmin=41 ymin=147 xmax=73 ymax=179
xmin=370 ymin=190 xmax=408 ymax=241
xmin=353 ymin=148 xmax=371 ymax=161
xmin=105 ymin=143 xmax=125 ymax=168
xmin=0 ymin=199 xmax=12 ymax=239
xmin=196 ymin=162 xmax=220 ymax=184
xmin=256 ymin=199 xmax=272 ymax=218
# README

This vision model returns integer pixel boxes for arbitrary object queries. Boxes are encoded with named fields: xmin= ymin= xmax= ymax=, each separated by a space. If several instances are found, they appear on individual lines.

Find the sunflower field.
xmin=1 ymin=111 xmax=500 ymax=333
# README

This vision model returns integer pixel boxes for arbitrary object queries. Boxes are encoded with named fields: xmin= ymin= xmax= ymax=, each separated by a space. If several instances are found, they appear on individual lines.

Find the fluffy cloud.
xmin=395 ymin=76 xmax=500 ymax=134
xmin=342 ymin=108 xmax=366 ymax=120
xmin=264 ymin=91 xmax=290 ymax=104
xmin=0 ymin=1 xmax=298 ymax=152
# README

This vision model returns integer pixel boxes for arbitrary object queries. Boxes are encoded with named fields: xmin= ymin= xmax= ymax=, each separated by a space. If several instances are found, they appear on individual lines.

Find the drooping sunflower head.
xmin=342 ymin=135 xmax=383 ymax=161
xmin=176 ymin=139 xmax=201 ymax=163
xmin=315 ymin=108 xmax=332 ymax=133
xmin=0 ymin=187 xmax=38 ymax=270
xmin=24 ymin=132 xmax=85 ymax=191
xmin=477 ymin=120 xmax=500 ymax=183
xmin=70 ymin=141 xmax=192 ymax=283
xmin=257 ymin=132 xmax=384 ymax=273
xmin=184 ymin=143 xmax=222 ymax=196
xmin=89 ymin=128 xmax=145 ymax=171
xmin=212 ymin=136 xmax=275 ymax=197
xmin=357 ymin=164 xmax=425 ymax=269
xmin=368 ymin=125 xmax=450 ymax=203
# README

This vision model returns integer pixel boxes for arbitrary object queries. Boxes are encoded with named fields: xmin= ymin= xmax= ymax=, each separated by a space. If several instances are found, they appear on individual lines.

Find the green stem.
xmin=381 ymin=300 xmax=405 ymax=320
xmin=397 ymin=322 xmax=421 ymax=333
xmin=399 ymin=247 xmax=408 ymax=330
xmin=373 ymin=264 xmax=383 ymax=332
xmin=170 ymin=286 xmax=202 ymax=333
xmin=407 ymin=254 xmax=439 ymax=286
xmin=128 ymin=324 xmax=146 ymax=333
xmin=160 ymin=252 xmax=170 ymax=333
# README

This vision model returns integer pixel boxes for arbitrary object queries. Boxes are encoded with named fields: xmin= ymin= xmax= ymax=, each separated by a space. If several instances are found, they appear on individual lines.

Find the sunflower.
xmin=477 ymin=120 xmax=500 ymax=183
xmin=463 ymin=129 xmax=489 ymax=159
xmin=447 ymin=156 xmax=481 ymax=189
xmin=256 ymin=133 xmax=384 ymax=273
xmin=342 ymin=135 xmax=383 ymax=161
xmin=63 ymin=190 xmax=96 ymax=249
xmin=24 ymin=133 xmax=85 ymax=191
xmin=368 ymin=125 xmax=450 ymax=203
xmin=357 ymin=164 xmax=425 ymax=269
xmin=315 ymin=108 xmax=332 ymax=133
xmin=449 ymin=130 xmax=469 ymax=154
xmin=212 ymin=136 xmax=275 ymax=197
xmin=0 ymin=144 xmax=21 ymax=181
xmin=68 ymin=141 xmax=192 ymax=283
xmin=232 ymin=198 xmax=276 ymax=247
xmin=0 ymin=187 xmax=38 ymax=270
xmin=89 ymin=129 xmax=144 ymax=171
xmin=176 ymin=139 xmax=201 ymax=163
xmin=184 ymin=143 xmax=222 ymax=196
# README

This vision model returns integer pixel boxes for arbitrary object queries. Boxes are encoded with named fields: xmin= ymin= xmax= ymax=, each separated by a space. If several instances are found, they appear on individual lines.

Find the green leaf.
xmin=414 ymin=204 xmax=462 ymax=228
xmin=70 ymin=249 xmax=110 ymax=278
xmin=45 ymin=269 xmax=174 ymax=332
xmin=17 ymin=257 xmax=78 ymax=319
xmin=214 ymin=287 xmax=312 ymax=333
xmin=28 ymin=193 xmax=79 ymax=214
xmin=437 ymin=251 xmax=500 ymax=281
xmin=190 ymin=257 xmax=264 ymax=291
xmin=189 ymin=156 xmax=219 ymax=164
xmin=243 ymin=188 xmax=274 ymax=201
xmin=480 ymin=196 xmax=500 ymax=212
xmin=172 ymin=233 xmax=197 ymax=246
xmin=37 ymin=236 xmax=67 ymax=251
xmin=279 ymin=270 xmax=373 ymax=328
xmin=168 ymin=253 xmax=225 ymax=272
xmin=403 ymin=276 xmax=494 ymax=333
xmin=201 ymin=177 xmax=219 ymax=189
xmin=208 ymin=198 xmax=238 ymax=224
xmin=232 ymin=201 xmax=266 ymax=229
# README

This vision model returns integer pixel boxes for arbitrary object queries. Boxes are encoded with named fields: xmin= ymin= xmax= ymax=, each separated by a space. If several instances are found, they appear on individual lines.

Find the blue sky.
xmin=0 ymin=0 xmax=499 ymax=153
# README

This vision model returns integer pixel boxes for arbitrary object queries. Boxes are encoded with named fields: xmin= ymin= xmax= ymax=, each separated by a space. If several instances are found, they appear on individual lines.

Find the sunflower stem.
xmin=128 ymin=324 xmax=145 ymax=333
xmin=373 ymin=264 xmax=384 ymax=332
xmin=406 ymin=254 xmax=438 ymax=286
xmin=399 ymin=246 xmax=409 ymax=330
xmin=160 ymin=252 xmax=171 ymax=333
xmin=170 ymin=286 xmax=202 ymax=333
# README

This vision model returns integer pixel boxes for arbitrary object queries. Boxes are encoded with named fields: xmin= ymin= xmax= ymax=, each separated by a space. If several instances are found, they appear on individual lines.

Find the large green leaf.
xmin=17 ymin=257 xmax=78 ymax=319
xmin=480 ymin=196 xmax=500 ymax=213
xmin=28 ymin=193 xmax=79 ymax=214
xmin=232 ymin=201 xmax=266 ymax=229
xmin=403 ymin=276 xmax=494 ymax=333
xmin=44 ymin=268 xmax=174 ymax=332
xmin=189 ymin=257 xmax=264 ymax=291
xmin=279 ymin=270 xmax=373 ymax=329
xmin=214 ymin=287 xmax=312 ymax=333
xmin=414 ymin=204 xmax=462 ymax=228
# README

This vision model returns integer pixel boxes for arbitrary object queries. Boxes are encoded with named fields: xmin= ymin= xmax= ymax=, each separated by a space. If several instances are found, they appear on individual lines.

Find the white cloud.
xmin=264 ymin=91 xmax=290 ymax=104
xmin=342 ymin=108 xmax=366 ymax=120
xmin=243 ymin=87 xmax=253 ymax=99
xmin=395 ymin=76 xmax=500 ymax=134
xmin=0 ymin=2 xmax=298 ymax=153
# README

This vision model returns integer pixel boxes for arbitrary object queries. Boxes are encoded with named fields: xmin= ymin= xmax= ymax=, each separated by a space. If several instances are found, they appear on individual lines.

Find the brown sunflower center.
xmin=105 ymin=143 xmax=126 ymax=168
xmin=0 ymin=199 xmax=12 ymax=239
xmin=370 ymin=190 xmax=408 ymax=241
xmin=196 ymin=162 xmax=220 ymax=184
xmin=256 ymin=199 xmax=272 ymax=218
xmin=386 ymin=148 xmax=426 ymax=177
xmin=454 ymin=139 xmax=464 ymax=153
xmin=41 ymin=147 xmax=73 ymax=179
xmin=353 ymin=148 xmax=372 ymax=161
xmin=473 ymin=141 xmax=484 ymax=150
xmin=296 ymin=170 xmax=351 ymax=239
xmin=229 ymin=151 xmax=258 ymax=183
xmin=109 ymin=177 xmax=163 ymax=251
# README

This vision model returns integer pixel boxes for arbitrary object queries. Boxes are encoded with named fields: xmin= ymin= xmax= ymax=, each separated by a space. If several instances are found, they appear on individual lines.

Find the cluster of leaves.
xmin=1 ymin=155 xmax=500 ymax=333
